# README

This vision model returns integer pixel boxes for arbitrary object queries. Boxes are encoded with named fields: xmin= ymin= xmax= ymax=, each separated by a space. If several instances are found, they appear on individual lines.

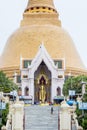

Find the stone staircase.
xmin=24 ymin=105 xmax=58 ymax=130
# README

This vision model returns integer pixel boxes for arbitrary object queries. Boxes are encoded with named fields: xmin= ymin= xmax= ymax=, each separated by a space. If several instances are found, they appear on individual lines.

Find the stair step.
xmin=24 ymin=105 xmax=58 ymax=130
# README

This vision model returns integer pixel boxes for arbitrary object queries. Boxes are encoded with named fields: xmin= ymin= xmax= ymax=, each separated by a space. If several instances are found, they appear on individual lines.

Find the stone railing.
xmin=1 ymin=97 xmax=24 ymax=130
xmin=11 ymin=99 xmax=24 ymax=130
xmin=60 ymin=101 xmax=83 ymax=130
xmin=0 ymin=92 xmax=11 ymax=130
xmin=73 ymin=113 xmax=83 ymax=130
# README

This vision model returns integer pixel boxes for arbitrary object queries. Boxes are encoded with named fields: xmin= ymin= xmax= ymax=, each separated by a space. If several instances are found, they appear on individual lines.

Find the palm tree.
xmin=0 ymin=71 xmax=18 ymax=93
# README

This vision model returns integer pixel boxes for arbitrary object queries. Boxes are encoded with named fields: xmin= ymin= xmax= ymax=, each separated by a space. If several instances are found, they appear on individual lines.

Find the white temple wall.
xmin=57 ymin=79 xmax=64 ymax=95
xmin=58 ymin=70 xmax=65 ymax=78
xmin=51 ymin=78 xmax=58 ymax=102
xmin=21 ymin=69 xmax=29 ymax=77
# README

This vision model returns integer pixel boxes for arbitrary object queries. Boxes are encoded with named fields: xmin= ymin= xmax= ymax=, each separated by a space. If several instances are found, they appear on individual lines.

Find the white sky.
xmin=0 ymin=0 xmax=87 ymax=68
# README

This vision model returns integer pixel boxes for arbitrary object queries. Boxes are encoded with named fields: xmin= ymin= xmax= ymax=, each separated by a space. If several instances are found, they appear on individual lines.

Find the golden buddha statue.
xmin=39 ymin=83 xmax=46 ymax=103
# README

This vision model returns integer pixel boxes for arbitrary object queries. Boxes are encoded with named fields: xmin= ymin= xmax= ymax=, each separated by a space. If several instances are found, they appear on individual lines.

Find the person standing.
xmin=51 ymin=107 xmax=53 ymax=114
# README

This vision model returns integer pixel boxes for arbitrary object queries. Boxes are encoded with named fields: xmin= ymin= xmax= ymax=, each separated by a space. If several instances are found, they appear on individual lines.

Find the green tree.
xmin=0 ymin=71 xmax=18 ymax=128
xmin=0 ymin=71 xmax=18 ymax=93
xmin=63 ymin=75 xmax=87 ymax=96
xmin=0 ymin=103 xmax=9 ymax=129
xmin=76 ymin=93 xmax=87 ymax=130
xmin=63 ymin=75 xmax=87 ymax=129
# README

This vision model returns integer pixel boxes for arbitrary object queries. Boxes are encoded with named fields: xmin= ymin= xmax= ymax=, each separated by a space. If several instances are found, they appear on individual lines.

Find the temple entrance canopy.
xmin=34 ymin=61 xmax=51 ymax=103
xmin=19 ymin=43 xmax=65 ymax=104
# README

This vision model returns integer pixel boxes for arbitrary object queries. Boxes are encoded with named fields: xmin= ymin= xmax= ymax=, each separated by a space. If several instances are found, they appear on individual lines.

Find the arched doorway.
xmin=57 ymin=87 xmax=61 ymax=96
xmin=18 ymin=87 xmax=22 ymax=96
xmin=34 ymin=61 xmax=51 ymax=103
xmin=25 ymin=87 xmax=29 ymax=96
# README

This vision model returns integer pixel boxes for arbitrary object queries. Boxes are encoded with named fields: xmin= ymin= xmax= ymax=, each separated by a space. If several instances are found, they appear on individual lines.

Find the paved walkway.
xmin=24 ymin=105 xmax=58 ymax=130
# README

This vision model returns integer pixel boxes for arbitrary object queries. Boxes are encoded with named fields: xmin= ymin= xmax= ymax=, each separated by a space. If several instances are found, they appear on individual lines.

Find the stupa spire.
xmin=21 ymin=0 xmax=61 ymax=27
xmin=25 ymin=0 xmax=57 ymax=14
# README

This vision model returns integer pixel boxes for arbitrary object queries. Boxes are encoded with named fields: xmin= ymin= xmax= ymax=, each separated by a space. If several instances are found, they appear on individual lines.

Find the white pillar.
xmin=30 ymin=78 xmax=34 ymax=104
xmin=51 ymin=78 xmax=57 ymax=103
xmin=12 ymin=100 xmax=24 ymax=130
xmin=60 ymin=101 xmax=71 ymax=130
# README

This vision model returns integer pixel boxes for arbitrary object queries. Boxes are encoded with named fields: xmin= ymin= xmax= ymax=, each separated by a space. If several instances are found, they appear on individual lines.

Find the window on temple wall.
xmin=23 ymin=60 xmax=32 ymax=68
xmin=18 ymin=87 xmax=22 ymax=96
xmin=54 ymin=60 xmax=62 ymax=69
xmin=25 ymin=87 xmax=29 ymax=96
xmin=58 ymin=60 xmax=62 ymax=69
xmin=57 ymin=87 xmax=61 ymax=96
xmin=17 ymin=75 xmax=21 ymax=83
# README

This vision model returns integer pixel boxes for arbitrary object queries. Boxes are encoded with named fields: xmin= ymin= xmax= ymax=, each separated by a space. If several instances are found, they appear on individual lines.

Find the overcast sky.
xmin=0 ymin=0 xmax=87 ymax=68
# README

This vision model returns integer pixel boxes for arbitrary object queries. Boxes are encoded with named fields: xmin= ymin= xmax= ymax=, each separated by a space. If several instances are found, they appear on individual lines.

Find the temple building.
xmin=14 ymin=44 xmax=65 ymax=103
xmin=0 ymin=0 xmax=87 ymax=103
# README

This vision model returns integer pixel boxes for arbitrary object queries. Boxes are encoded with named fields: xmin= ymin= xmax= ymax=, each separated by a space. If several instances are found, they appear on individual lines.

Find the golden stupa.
xmin=0 ymin=0 xmax=87 ymax=77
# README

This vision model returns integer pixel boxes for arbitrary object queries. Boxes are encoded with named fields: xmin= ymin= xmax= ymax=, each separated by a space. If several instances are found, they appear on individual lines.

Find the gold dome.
xmin=0 ymin=0 xmax=87 ymax=77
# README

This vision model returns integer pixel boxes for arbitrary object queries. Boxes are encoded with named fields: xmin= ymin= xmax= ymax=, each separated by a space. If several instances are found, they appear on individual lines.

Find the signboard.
xmin=79 ymin=102 xmax=87 ymax=110
xmin=19 ymin=96 xmax=32 ymax=99
xmin=0 ymin=102 xmax=6 ymax=110
xmin=69 ymin=90 xmax=75 ymax=96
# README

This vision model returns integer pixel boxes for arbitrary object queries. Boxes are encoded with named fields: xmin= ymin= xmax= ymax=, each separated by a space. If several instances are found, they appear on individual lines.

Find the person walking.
xmin=51 ymin=107 xmax=53 ymax=114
